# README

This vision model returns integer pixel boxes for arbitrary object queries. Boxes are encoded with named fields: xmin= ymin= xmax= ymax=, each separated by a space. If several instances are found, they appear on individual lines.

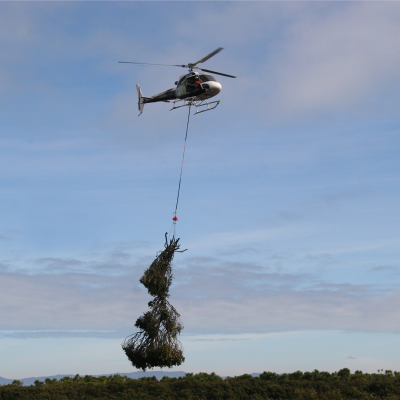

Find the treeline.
xmin=1 ymin=369 xmax=400 ymax=399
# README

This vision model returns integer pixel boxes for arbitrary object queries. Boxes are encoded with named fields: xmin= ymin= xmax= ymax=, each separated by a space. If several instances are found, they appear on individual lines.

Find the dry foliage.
xmin=122 ymin=234 xmax=186 ymax=370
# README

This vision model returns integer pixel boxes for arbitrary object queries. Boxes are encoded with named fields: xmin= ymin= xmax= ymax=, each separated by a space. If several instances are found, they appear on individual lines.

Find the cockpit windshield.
xmin=200 ymin=74 xmax=216 ymax=82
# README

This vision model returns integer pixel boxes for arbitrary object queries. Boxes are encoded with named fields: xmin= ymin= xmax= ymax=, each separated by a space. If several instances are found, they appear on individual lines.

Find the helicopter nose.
xmin=203 ymin=81 xmax=222 ymax=95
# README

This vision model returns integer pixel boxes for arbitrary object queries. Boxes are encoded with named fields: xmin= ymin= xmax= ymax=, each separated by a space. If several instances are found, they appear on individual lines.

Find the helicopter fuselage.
xmin=141 ymin=72 xmax=221 ymax=105
xmin=120 ymin=46 xmax=235 ymax=115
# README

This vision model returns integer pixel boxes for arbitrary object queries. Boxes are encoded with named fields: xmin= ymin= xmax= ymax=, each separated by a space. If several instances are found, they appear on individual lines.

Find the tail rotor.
xmin=136 ymin=84 xmax=145 ymax=116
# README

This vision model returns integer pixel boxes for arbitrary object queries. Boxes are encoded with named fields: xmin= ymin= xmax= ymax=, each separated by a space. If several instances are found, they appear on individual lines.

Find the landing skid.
xmin=170 ymin=98 xmax=220 ymax=114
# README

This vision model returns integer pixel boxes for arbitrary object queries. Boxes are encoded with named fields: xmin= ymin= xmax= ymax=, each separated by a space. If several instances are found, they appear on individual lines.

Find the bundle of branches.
xmin=122 ymin=234 xmax=186 ymax=370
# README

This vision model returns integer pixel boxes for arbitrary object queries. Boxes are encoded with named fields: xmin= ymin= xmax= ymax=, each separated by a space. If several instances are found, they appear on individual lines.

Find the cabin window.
xmin=185 ymin=76 xmax=200 ymax=92
xmin=200 ymin=74 xmax=216 ymax=82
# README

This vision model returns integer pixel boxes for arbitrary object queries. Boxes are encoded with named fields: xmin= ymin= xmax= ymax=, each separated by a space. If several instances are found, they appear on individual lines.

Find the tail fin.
xmin=136 ymin=84 xmax=144 ymax=116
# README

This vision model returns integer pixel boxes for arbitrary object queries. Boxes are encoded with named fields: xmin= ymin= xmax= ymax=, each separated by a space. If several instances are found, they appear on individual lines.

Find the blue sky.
xmin=1 ymin=1 xmax=400 ymax=379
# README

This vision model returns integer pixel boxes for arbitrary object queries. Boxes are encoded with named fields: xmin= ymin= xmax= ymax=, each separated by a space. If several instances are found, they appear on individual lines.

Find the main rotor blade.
xmin=118 ymin=61 xmax=185 ymax=67
xmin=198 ymin=67 xmax=236 ymax=78
xmin=194 ymin=47 xmax=223 ymax=65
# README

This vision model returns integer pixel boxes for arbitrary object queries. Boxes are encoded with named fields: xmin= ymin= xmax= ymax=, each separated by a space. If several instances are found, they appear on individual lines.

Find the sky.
xmin=1 ymin=1 xmax=400 ymax=379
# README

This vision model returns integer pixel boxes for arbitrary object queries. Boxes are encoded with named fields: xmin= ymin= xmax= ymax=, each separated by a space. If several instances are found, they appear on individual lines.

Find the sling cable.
xmin=171 ymin=105 xmax=191 ymax=238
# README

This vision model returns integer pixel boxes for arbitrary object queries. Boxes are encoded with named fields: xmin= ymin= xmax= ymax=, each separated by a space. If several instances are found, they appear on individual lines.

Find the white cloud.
xmin=173 ymin=2 xmax=400 ymax=125
xmin=3 ymin=2 xmax=400 ymax=134
xmin=266 ymin=3 xmax=400 ymax=120
xmin=1 ymin=245 xmax=400 ymax=338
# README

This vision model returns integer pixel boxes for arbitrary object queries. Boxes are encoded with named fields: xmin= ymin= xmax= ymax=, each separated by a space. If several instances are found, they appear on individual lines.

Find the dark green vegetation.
xmin=2 ymin=369 xmax=400 ymax=399
xmin=122 ymin=236 xmax=186 ymax=370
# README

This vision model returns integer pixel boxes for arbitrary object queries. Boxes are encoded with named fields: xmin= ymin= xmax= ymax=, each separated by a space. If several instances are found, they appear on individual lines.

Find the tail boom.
xmin=136 ymin=85 xmax=177 ymax=116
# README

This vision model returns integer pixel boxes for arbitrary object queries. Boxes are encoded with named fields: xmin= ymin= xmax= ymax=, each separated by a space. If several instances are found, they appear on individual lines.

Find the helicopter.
xmin=119 ymin=47 xmax=236 ymax=116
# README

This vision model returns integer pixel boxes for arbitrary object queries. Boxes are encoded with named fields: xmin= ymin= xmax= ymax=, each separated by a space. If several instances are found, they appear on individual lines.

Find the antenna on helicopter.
xmin=118 ymin=47 xmax=236 ymax=78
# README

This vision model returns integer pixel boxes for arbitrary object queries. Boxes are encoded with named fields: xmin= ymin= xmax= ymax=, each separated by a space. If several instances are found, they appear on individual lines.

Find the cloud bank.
xmin=1 ymin=242 xmax=400 ymax=339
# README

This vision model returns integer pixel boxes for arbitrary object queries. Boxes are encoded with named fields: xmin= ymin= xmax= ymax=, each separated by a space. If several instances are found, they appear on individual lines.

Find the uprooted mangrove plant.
xmin=122 ymin=234 xmax=186 ymax=370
